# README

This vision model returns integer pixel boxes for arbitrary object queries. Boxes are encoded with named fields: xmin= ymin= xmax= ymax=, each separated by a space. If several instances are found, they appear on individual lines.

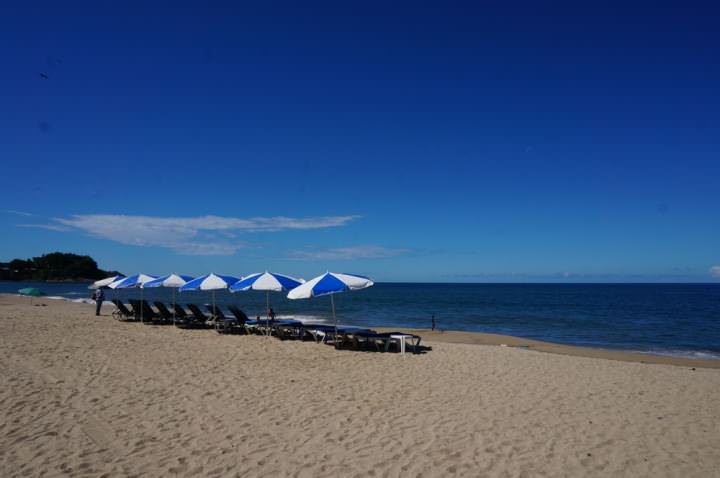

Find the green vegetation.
xmin=0 ymin=252 xmax=119 ymax=282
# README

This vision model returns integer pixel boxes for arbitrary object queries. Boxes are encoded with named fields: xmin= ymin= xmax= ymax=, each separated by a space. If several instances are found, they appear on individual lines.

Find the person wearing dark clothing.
xmin=431 ymin=315 xmax=436 ymax=331
xmin=268 ymin=306 xmax=276 ymax=324
xmin=93 ymin=288 xmax=105 ymax=316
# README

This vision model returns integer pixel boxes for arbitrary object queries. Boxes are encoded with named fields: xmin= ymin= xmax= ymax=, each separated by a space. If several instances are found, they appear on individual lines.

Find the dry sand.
xmin=1 ymin=294 xmax=719 ymax=477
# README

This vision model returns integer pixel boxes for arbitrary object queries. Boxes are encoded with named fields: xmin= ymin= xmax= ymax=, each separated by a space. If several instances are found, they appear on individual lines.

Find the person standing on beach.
xmin=431 ymin=315 xmax=436 ymax=331
xmin=268 ymin=306 xmax=276 ymax=324
xmin=93 ymin=288 xmax=105 ymax=316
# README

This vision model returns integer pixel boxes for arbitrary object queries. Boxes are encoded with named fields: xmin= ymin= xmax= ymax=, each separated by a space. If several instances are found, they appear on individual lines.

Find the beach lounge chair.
xmin=127 ymin=300 xmax=143 ymax=321
xmin=171 ymin=303 xmax=188 ymax=318
xmin=218 ymin=305 xmax=249 ymax=334
xmin=184 ymin=303 xmax=210 ymax=328
xmin=303 ymin=325 xmax=375 ymax=347
xmin=210 ymin=304 xmax=244 ymax=334
xmin=243 ymin=318 xmax=262 ymax=334
xmin=366 ymin=332 xmax=422 ymax=354
xmin=138 ymin=300 xmax=161 ymax=324
xmin=111 ymin=299 xmax=135 ymax=320
xmin=227 ymin=305 xmax=249 ymax=323
xmin=153 ymin=301 xmax=177 ymax=324
xmin=203 ymin=304 xmax=227 ymax=329
xmin=173 ymin=304 xmax=205 ymax=329
xmin=303 ymin=324 xmax=335 ymax=343
xmin=334 ymin=327 xmax=379 ymax=349
xmin=272 ymin=319 xmax=305 ymax=340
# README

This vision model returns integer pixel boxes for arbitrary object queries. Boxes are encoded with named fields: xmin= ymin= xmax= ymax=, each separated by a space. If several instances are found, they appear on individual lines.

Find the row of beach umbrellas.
xmin=90 ymin=271 xmax=374 ymax=339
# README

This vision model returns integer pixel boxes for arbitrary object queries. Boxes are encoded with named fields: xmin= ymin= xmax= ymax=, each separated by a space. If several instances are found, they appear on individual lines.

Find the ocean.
xmin=2 ymin=281 xmax=719 ymax=359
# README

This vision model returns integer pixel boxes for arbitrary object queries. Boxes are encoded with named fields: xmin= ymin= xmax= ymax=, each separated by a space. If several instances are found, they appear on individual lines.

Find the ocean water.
xmin=2 ymin=281 xmax=719 ymax=359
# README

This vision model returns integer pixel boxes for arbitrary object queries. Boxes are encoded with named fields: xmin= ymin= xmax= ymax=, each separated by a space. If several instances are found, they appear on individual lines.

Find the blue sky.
xmin=1 ymin=2 xmax=719 ymax=282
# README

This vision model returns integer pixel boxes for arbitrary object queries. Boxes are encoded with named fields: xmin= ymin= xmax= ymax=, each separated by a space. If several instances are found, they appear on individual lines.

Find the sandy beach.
xmin=1 ymin=294 xmax=719 ymax=477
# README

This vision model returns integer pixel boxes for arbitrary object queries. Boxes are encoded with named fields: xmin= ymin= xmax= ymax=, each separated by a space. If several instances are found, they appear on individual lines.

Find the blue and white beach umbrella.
xmin=144 ymin=274 xmax=194 ymax=323
xmin=230 ymin=271 xmax=304 ymax=334
xmin=179 ymin=273 xmax=240 ymax=316
xmin=114 ymin=273 xmax=158 ymax=289
xmin=287 ymin=272 xmax=374 ymax=347
xmin=114 ymin=273 xmax=158 ymax=322
xmin=144 ymin=273 xmax=194 ymax=289
xmin=89 ymin=274 xmax=125 ymax=290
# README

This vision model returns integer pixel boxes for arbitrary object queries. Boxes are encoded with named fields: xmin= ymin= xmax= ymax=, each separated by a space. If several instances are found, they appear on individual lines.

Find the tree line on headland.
xmin=0 ymin=252 xmax=119 ymax=282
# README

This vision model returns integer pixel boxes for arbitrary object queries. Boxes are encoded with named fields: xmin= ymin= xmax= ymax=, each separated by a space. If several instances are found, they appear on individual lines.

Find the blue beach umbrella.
xmin=114 ymin=273 xmax=158 ymax=322
xmin=287 ymin=272 xmax=374 ymax=347
xmin=143 ymin=274 xmax=194 ymax=323
xmin=179 ymin=273 xmax=240 ymax=317
xmin=230 ymin=271 xmax=304 ymax=334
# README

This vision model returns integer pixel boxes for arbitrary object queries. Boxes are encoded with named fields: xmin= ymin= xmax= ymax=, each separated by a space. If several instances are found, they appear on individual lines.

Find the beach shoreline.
xmin=5 ymin=293 xmax=716 ymax=369
xmin=376 ymin=327 xmax=720 ymax=369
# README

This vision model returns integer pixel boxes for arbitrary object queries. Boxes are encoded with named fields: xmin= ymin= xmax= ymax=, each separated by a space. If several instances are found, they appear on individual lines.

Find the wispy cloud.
xmin=711 ymin=266 xmax=720 ymax=278
xmin=17 ymin=223 xmax=73 ymax=232
xmin=5 ymin=210 xmax=34 ymax=217
xmin=289 ymin=245 xmax=410 ymax=260
xmin=22 ymin=214 xmax=359 ymax=256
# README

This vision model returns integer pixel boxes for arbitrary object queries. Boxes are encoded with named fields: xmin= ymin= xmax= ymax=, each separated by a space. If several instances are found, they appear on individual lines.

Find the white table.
xmin=385 ymin=334 xmax=419 ymax=355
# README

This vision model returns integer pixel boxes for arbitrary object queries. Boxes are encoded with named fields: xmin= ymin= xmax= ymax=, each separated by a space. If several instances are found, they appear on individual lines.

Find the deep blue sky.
xmin=1 ymin=2 xmax=719 ymax=282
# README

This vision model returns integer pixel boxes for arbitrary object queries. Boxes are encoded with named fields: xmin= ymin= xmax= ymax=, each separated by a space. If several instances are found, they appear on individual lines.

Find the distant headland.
xmin=0 ymin=252 xmax=119 ymax=282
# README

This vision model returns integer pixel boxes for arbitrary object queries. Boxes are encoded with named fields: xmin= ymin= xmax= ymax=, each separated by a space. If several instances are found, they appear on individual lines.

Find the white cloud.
xmin=24 ymin=213 xmax=359 ymax=256
xmin=290 ymin=245 xmax=410 ymax=260
xmin=5 ymin=210 xmax=34 ymax=217
xmin=17 ymin=223 xmax=73 ymax=232
xmin=710 ymin=266 xmax=720 ymax=278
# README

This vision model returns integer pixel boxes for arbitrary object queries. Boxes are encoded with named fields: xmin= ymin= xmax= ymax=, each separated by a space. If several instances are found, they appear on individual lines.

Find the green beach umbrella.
xmin=18 ymin=287 xmax=46 ymax=297
xmin=18 ymin=287 xmax=46 ymax=305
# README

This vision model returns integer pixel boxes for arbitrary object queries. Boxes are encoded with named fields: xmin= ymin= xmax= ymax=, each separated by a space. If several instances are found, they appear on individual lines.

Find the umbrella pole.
xmin=331 ymin=294 xmax=338 ymax=349
xmin=140 ymin=287 xmax=144 ymax=323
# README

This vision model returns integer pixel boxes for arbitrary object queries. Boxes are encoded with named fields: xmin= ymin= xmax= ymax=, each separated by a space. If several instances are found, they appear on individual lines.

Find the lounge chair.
xmin=128 ymin=300 xmax=143 ymax=321
xmin=111 ymin=299 xmax=134 ymax=320
xmin=272 ymin=319 xmax=305 ymax=340
xmin=303 ymin=324 xmax=375 ymax=347
xmin=215 ymin=305 xmax=250 ymax=335
xmin=203 ymin=304 xmax=227 ymax=329
xmin=173 ymin=304 xmax=206 ymax=329
xmin=153 ymin=301 xmax=177 ymax=324
xmin=184 ymin=303 xmax=210 ymax=328
xmin=364 ymin=332 xmax=422 ymax=354
xmin=227 ymin=305 xmax=249 ymax=323
xmin=205 ymin=303 xmax=224 ymax=319
xmin=243 ymin=318 xmax=263 ymax=334
xmin=138 ymin=300 xmax=161 ymax=324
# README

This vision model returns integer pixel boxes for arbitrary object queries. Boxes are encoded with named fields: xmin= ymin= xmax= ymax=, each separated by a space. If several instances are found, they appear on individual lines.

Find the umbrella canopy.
xmin=179 ymin=273 xmax=240 ymax=322
xmin=107 ymin=277 xmax=130 ymax=289
xmin=287 ymin=272 xmax=373 ymax=299
xmin=179 ymin=273 xmax=239 ymax=292
xmin=114 ymin=273 xmax=158 ymax=289
xmin=89 ymin=275 xmax=125 ymax=290
xmin=230 ymin=271 xmax=304 ymax=336
xmin=18 ymin=287 xmax=46 ymax=297
xmin=143 ymin=274 xmax=194 ymax=324
xmin=143 ymin=274 xmax=194 ymax=289
xmin=287 ymin=272 xmax=374 ymax=348
xmin=113 ymin=273 xmax=157 ymax=323
xmin=229 ymin=271 xmax=304 ymax=292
